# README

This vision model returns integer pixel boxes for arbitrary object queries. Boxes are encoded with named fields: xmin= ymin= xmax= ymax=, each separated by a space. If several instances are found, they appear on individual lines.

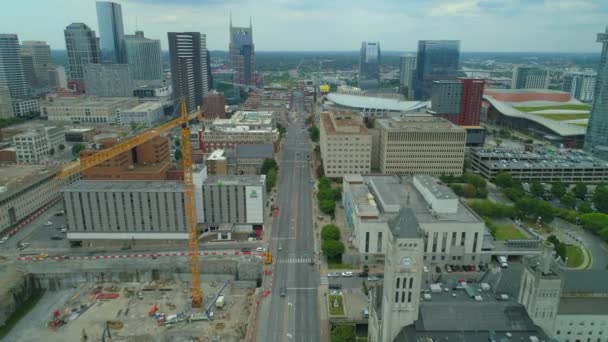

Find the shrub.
xmin=321 ymin=224 xmax=340 ymax=241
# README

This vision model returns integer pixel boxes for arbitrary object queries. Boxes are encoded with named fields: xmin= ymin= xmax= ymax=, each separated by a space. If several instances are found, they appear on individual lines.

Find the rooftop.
xmin=415 ymin=175 xmax=458 ymax=200
xmin=471 ymin=147 xmax=608 ymax=170
xmin=387 ymin=207 xmax=422 ymax=239
xmin=558 ymin=297 xmax=608 ymax=315
xmin=0 ymin=164 xmax=60 ymax=201
xmin=207 ymin=149 xmax=226 ymax=161
xmin=562 ymin=270 xmax=608 ymax=295
xmin=121 ymin=101 xmax=162 ymax=112
xmin=326 ymin=93 xmax=428 ymax=112
xmin=204 ymin=175 xmax=265 ymax=186
xmin=63 ymin=180 xmax=184 ymax=192
xmin=320 ymin=111 xmax=369 ymax=135
xmin=235 ymin=144 xmax=273 ymax=159
xmin=375 ymin=116 xmax=465 ymax=132
xmin=43 ymin=97 xmax=137 ymax=108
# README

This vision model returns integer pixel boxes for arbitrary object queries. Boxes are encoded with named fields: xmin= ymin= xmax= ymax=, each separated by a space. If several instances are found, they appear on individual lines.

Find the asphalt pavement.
xmin=256 ymin=91 xmax=320 ymax=342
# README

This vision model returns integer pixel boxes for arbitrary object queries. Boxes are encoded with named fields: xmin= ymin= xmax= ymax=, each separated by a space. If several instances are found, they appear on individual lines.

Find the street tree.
xmin=530 ymin=181 xmax=545 ymax=198
xmin=560 ymin=192 xmax=576 ymax=209
xmin=494 ymin=172 xmax=513 ymax=188
xmin=321 ymin=239 xmax=345 ymax=261
xmin=572 ymin=183 xmax=587 ymax=200
xmin=550 ymin=182 xmax=567 ymax=199
xmin=321 ymin=224 xmax=340 ymax=240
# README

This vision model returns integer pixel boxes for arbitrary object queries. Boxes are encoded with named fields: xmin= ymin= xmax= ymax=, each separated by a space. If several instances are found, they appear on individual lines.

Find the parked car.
xmin=327 ymin=272 xmax=340 ymax=278
xmin=0 ymin=236 xmax=8 ymax=244
xmin=51 ymin=235 xmax=63 ymax=240
xmin=256 ymin=247 xmax=266 ymax=252
xmin=341 ymin=271 xmax=353 ymax=277
xmin=328 ymin=283 xmax=342 ymax=290
xmin=423 ymin=266 xmax=429 ymax=273
xmin=330 ymin=289 xmax=341 ymax=295
xmin=60 ymin=228 xmax=68 ymax=233
xmin=18 ymin=242 xmax=29 ymax=250
xmin=43 ymin=221 xmax=53 ymax=226
xmin=362 ymin=308 xmax=369 ymax=318
xmin=280 ymin=286 xmax=286 ymax=297
xmin=55 ymin=211 xmax=64 ymax=216
xmin=367 ymin=276 xmax=380 ymax=282
xmin=241 ymin=247 xmax=252 ymax=252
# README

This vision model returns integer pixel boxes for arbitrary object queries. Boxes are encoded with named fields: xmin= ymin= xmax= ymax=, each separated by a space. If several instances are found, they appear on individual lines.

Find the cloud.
xmin=430 ymin=0 xmax=481 ymax=16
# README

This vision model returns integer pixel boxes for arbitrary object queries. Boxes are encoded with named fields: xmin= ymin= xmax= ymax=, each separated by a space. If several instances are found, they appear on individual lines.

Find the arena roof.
xmin=326 ymin=93 xmax=429 ymax=112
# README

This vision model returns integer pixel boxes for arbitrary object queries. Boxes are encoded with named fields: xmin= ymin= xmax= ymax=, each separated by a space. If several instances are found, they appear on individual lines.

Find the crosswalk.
xmin=276 ymin=257 xmax=314 ymax=264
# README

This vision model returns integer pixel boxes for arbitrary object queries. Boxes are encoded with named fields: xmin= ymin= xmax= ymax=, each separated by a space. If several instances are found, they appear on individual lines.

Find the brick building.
xmin=203 ymin=91 xmax=226 ymax=119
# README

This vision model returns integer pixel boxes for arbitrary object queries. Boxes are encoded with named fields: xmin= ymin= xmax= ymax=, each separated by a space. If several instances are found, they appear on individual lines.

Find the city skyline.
xmin=0 ymin=0 xmax=607 ymax=52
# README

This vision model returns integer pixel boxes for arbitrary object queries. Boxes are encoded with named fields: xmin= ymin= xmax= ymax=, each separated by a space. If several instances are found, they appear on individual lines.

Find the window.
xmin=365 ymin=232 xmax=370 ymax=253
xmin=377 ymin=232 xmax=383 ymax=252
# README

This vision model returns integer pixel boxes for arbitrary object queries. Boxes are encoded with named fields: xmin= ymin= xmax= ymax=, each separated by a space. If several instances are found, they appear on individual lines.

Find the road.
xmin=257 ymin=91 xmax=320 ymax=342
xmin=551 ymin=218 xmax=608 ymax=270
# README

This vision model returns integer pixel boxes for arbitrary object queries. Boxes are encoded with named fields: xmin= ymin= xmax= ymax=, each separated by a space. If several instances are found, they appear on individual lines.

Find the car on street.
xmin=423 ymin=266 xmax=429 ymax=273
xmin=330 ymin=289 xmax=341 ymax=295
xmin=44 ymin=221 xmax=53 ymax=226
xmin=0 ymin=236 xmax=8 ymax=244
xmin=241 ymin=247 xmax=252 ymax=252
xmin=17 ymin=242 xmax=29 ymax=250
xmin=367 ymin=276 xmax=380 ymax=282
xmin=341 ymin=271 xmax=353 ymax=277
xmin=51 ymin=235 xmax=63 ymax=240
xmin=55 ymin=211 xmax=64 ymax=216
xmin=60 ymin=228 xmax=68 ymax=233
xmin=256 ymin=247 xmax=266 ymax=252
xmin=280 ymin=286 xmax=286 ymax=297
xmin=328 ymin=283 xmax=342 ymax=290
xmin=327 ymin=272 xmax=340 ymax=278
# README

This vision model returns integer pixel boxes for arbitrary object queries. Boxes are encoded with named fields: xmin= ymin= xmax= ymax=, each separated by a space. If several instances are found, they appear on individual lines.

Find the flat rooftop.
xmin=204 ymin=175 xmax=265 ymax=186
xmin=558 ymin=297 xmax=608 ymax=315
xmin=64 ymin=180 xmax=184 ymax=192
xmin=43 ymin=97 xmax=136 ymax=107
xmin=362 ymin=175 xmax=480 ymax=223
xmin=122 ymin=101 xmax=162 ymax=111
xmin=415 ymin=175 xmax=458 ymax=200
xmin=471 ymin=147 xmax=608 ymax=170
xmin=375 ymin=116 xmax=465 ymax=132
xmin=320 ymin=111 xmax=369 ymax=135
xmin=0 ymin=164 xmax=60 ymax=200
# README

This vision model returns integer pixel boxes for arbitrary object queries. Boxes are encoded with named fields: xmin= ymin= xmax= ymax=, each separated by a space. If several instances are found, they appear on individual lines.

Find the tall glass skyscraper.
xmin=414 ymin=40 xmax=460 ymax=100
xmin=359 ymin=41 xmax=381 ymax=90
xmin=96 ymin=1 xmax=125 ymax=64
xmin=124 ymin=31 xmax=162 ymax=83
xmin=0 ymin=34 xmax=27 ymax=99
xmin=229 ymin=18 xmax=255 ymax=85
xmin=64 ymin=23 xmax=101 ymax=91
xmin=584 ymin=27 xmax=608 ymax=158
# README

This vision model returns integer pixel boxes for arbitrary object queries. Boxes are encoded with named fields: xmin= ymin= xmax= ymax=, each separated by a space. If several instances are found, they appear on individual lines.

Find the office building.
xmin=0 ymin=34 xmax=27 ymax=99
xmin=414 ymin=40 xmax=460 ymax=100
xmin=13 ymin=126 xmax=65 ymax=163
xmin=203 ymin=91 xmax=226 ymax=119
xmin=168 ymin=32 xmax=211 ymax=113
xmin=359 ymin=41 xmax=381 ymax=90
xmin=376 ymin=116 xmax=466 ymax=177
xmin=399 ymin=55 xmax=416 ymax=98
xmin=584 ymin=27 xmax=608 ymax=158
xmin=342 ymin=175 xmax=486 ymax=265
xmin=11 ymin=98 xmax=39 ymax=117
xmin=512 ymin=66 xmax=549 ymax=89
xmin=41 ymin=96 xmax=138 ymax=123
xmin=21 ymin=41 xmax=52 ymax=87
xmin=65 ymin=128 xmax=96 ymax=142
xmin=205 ymin=144 xmax=273 ymax=176
xmin=201 ymin=175 xmax=265 ymax=234
xmin=561 ymin=71 xmax=596 ymax=103
xmin=47 ymin=65 xmax=68 ymax=89
xmin=229 ymin=18 xmax=255 ymax=85
xmin=0 ymin=85 xmax=14 ymax=118
xmin=0 ymin=165 xmax=76 ymax=232
xmin=124 ymin=31 xmax=162 ymax=83
xmin=20 ymin=54 xmax=36 ymax=89
xmin=116 ymin=101 xmax=163 ymax=127
xmin=83 ymin=64 xmax=133 ymax=97
xmin=470 ymin=147 xmax=608 ymax=183
xmin=96 ymin=1 xmax=125 ymax=63
xmin=319 ymin=111 xmax=372 ymax=178
xmin=64 ymin=23 xmax=101 ymax=91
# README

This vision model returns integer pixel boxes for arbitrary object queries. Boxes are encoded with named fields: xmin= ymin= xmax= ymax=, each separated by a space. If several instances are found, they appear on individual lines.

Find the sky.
xmin=1 ymin=0 xmax=607 ymax=52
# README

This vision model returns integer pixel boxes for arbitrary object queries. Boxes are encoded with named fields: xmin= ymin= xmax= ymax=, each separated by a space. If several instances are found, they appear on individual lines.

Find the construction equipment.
xmin=265 ymin=251 xmax=273 ymax=265
xmin=106 ymin=320 xmax=124 ymax=329
xmin=55 ymin=98 xmax=203 ymax=306
xmin=149 ymin=303 xmax=159 ymax=317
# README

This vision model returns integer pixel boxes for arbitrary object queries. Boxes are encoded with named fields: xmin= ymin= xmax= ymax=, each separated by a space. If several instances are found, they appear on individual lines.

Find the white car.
xmin=423 ymin=266 xmax=429 ymax=273
xmin=0 ymin=236 xmax=8 ymax=244
xmin=256 ymin=247 xmax=266 ymax=252
xmin=44 ymin=221 xmax=53 ymax=226
xmin=329 ymin=289 xmax=341 ymax=295
xmin=60 ymin=228 xmax=68 ymax=233
xmin=341 ymin=271 xmax=353 ymax=277
xmin=327 ymin=272 xmax=340 ymax=278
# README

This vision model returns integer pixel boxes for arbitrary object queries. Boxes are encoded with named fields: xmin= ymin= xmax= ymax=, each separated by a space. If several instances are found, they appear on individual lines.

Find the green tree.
xmin=463 ymin=184 xmax=477 ymax=198
xmin=319 ymin=199 xmax=335 ymax=217
xmin=308 ymin=125 xmax=320 ymax=142
xmin=321 ymin=224 xmax=340 ymax=240
xmin=578 ymin=202 xmax=593 ymax=214
xmin=495 ymin=172 xmax=513 ymax=188
xmin=71 ymin=143 xmax=85 ymax=156
xmin=266 ymin=168 xmax=277 ymax=192
xmin=560 ymin=192 xmax=576 ymax=209
xmin=599 ymin=227 xmax=608 ymax=242
xmin=174 ymin=138 xmax=181 ymax=147
xmin=547 ymin=235 xmax=567 ymax=261
xmin=449 ymin=184 xmax=464 ymax=196
xmin=551 ymin=182 xmax=567 ymax=198
xmin=580 ymin=213 xmax=608 ymax=232
xmin=260 ymin=159 xmax=278 ymax=175
xmin=503 ymin=186 xmax=525 ymax=202
xmin=321 ymin=239 xmax=345 ymax=261
xmin=515 ymin=197 xmax=556 ymax=223
xmin=530 ymin=181 xmax=545 ymax=198
xmin=331 ymin=324 xmax=355 ymax=342
xmin=463 ymin=173 xmax=486 ymax=189
xmin=593 ymin=185 xmax=608 ymax=213
xmin=58 ymin=144 xmax=65 ymax=150
xmin=318 ymin=177 xmax=331 ymax=190
xmin=174 ymin=149 xmax=183 ymax=161
xmin=572 ymin=183 xmax=588 ymax=200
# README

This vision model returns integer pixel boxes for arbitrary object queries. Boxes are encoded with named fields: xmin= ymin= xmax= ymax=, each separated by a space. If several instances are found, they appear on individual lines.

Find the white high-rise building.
xmin=124 ymin=31 xmax=163 ymax=83
xmin=562 ymin=71 xmax=596 ymax=103
xmin=512 ymin=65 xmax=549 ymax=89
xmin=0 ymin=84 xmax=14 ymax=118
xmin=21 ymin=40 xmax=52 ymax=87
xmin=0 ymin=34 xmax=28 ymax=99
xmin=399 ymin=55 xmax=416 ymax=98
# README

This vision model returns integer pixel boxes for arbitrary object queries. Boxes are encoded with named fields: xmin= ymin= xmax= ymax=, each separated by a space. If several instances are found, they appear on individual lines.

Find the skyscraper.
xmin=124 ymin=31 xmax=163 ymax=83
xmin=21 ymin=41 xmax=52 ymax=87
xmin=21 ymin=54 xmax=36 ymax=89
xmin=84 ymin=64 xmax=133 ymax=97
xmin=430 ymin=78 xmax=485 ymax=126
xmin=561 ymin=71 xmax=596 ymax=103
xmin=64 ymin=23 xmax=101 ymax=91
xmin=399 ymin=55 xmax=416 ymax=98
xmin=0 ymin=85 xmax=14 ymax=118
xmin=0 ymin=34 xmax=27 ymax=99
xmin=168 ymin=32 xmax=211 ymax=113
xmin=584 ymin=27 xmax=608 ymax=158
xmin=414 ymin=40 xmax=460 ymax=100
xmin=229 ymin=17 xmax=255 ymax=85
xmin=359 ymin=41 xmax=381 ymax=90
xmin=511 ymin=66 xmax=549 ymax=89
xmin=96 ymin=1 xmax=125 ymax=63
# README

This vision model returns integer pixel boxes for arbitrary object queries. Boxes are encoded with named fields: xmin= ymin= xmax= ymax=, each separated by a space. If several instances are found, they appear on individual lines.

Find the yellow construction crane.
xmin=56 ymin=98 xmax=203 ymax=306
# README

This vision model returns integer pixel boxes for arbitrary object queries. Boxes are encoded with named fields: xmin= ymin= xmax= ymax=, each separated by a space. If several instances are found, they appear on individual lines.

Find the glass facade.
xmin=96 ymin=1 xmax=125 ymax=64
xmin=64 ymin=23 xmax=101 ymax=83
xmin=414 ymin=40 xmax=460 ymax=100
xmin=229 ymin=20 xmax=255 ymax=85
xmin=0 ymin=34 xmax=27 ymax=99
xmin=124 ymin=31 xmax=162 ymax=82
xmin=359 ymin=41 xmax=381 ymax=90
xmin=584 ymin=27 xmax=608 ymax=158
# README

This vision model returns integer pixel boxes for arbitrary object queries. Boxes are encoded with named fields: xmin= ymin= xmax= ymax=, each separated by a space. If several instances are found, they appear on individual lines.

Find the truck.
xmin=189 ymin=311 xmax=214 ymax=322
xmin=215 ymin=295 xmax=225 ymax=309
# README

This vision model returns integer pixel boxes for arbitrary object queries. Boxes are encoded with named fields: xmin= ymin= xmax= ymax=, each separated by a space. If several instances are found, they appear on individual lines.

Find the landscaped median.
xmin=328 ymin=294 xmax=346 ymax=316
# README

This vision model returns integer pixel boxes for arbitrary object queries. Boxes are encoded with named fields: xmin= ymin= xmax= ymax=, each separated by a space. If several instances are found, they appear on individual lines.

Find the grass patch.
xmin=328 ymin=294 xmax=345 ymax=316
xmin=536 ymin=113 xmax=589 ymax=121
xmin=514 ymin=104 xmax=591 ymax=112
xmin=328 ymin=262 xmax=357 ymax=270
xmin=566 ymin=245 xmax=585 ymax=268
xmin=573 ymin=123 xmax=588 ymax=127
xmin=0 ymin=291 xmax=44 ymax=339
xmin=493 ymin=224 xmax=528 ymax=240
